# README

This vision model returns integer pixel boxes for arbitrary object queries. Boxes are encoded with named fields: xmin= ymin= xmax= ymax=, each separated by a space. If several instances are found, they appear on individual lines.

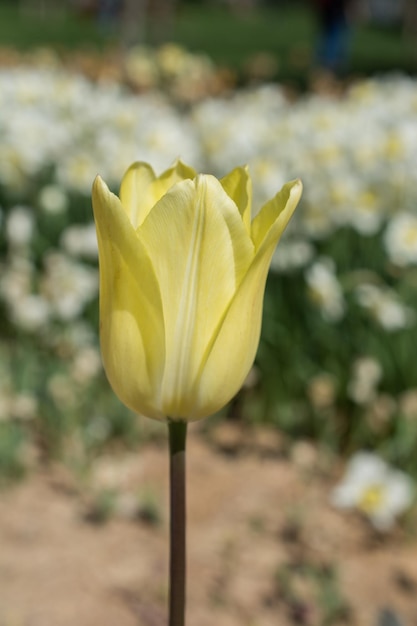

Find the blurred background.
xmin=2 ymin=0 xmax=417 ymax=86
xmin=1 ymin=1 xmax=417 ymax=625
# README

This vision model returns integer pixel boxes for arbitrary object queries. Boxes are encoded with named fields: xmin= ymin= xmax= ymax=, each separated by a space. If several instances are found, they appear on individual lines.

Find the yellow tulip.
xmin=92 ymin=161 xmax=302 ymax=421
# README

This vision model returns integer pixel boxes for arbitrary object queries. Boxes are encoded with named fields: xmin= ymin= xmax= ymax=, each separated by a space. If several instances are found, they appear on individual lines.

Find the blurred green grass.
xmin=0 ymin=2 xmax=415 ymax=86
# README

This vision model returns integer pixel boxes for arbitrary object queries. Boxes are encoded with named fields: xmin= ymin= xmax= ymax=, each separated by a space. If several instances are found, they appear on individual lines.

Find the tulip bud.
xmin=92 ymin=160 xmax=302 ymax=421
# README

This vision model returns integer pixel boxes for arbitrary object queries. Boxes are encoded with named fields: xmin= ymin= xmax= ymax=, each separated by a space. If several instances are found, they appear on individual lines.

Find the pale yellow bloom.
xmin=92 ymin=160 xmax=301 ymax=421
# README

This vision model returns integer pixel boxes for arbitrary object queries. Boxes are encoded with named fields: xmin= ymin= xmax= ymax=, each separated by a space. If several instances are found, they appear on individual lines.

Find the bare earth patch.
xmin=0 ymin=425 xmax=416 ymax=626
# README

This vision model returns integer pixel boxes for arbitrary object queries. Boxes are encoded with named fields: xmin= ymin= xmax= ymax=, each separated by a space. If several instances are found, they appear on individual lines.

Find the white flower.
xmin=6 ymin=206 xmax=35 ymax=248
xmin=60 ymin=222 xmax=98 ymax=259
xmin=384 ymin=212 xmax=417 ymax=267
xmin=38 ymin=184 xmax=68 ymax=215
xmin=270 ymin=238 xmax=314 ymax=274
xmin=349 ymin=190 xmax=383 ymax=236
xmin=305 ymin=258 xmax=345 ymax=321
xmin=399 ymin=388 xmax=417 ymax=420
xmin=0 ymin=256 xmax=33 ymax=305
xmin=347 ymin=356 xmax=382 ymax=405
xmin=40 ymin=252 xmax=98 ymax=321
xmin=47 ymin=374 xmax=77 ymax=408
xmin=123 ymin=45 xmax=159 ymax=90
xmin=331 ymin=452 xmax=414 ymax=530
xmin=10 ymin=392 xmax=38 ymax=421
xmin=71 ymin=346 xmax=102 ymax=384
xmin=11 ymin=294 xmax=50 ymax=332
xmin=356 ymin=283 xmax=415 ymax=331
xmin=307 ymin=372 xmax=337 ymax=409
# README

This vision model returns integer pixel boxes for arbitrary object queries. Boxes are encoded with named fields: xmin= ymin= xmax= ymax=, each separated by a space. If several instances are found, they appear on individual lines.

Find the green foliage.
xmin=0 ymin=3 xmax=414 ymax=87
xmin=0 ymin=423 xmax=28 ymax=485
xmin=0 ymin=4 xmax=108 ymax=50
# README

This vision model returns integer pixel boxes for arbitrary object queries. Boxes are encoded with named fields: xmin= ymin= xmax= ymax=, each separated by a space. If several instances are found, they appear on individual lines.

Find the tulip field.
xmin=1 ymin=24 xmax=417 ymax=624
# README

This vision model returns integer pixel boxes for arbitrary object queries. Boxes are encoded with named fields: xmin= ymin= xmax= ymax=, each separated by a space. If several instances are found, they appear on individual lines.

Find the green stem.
xmin=168 ymin=420 xmax=187 ymax=626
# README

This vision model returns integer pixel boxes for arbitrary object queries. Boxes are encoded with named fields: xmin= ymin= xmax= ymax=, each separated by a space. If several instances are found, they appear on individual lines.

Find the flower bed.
xmin=1 ymin=56 xmax=417 ymax=481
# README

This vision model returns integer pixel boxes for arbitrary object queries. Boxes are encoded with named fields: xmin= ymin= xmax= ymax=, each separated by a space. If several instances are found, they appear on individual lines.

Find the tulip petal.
xmin=93 ymin=176 xmax=166 ymax=419
xmin=220 ymin=166 xmax=252 ymax=234
xmin=251 ymin=179 xmax=303 ymax=252
xmin=137 ymin=174 xmax=254 ymax=417
xmin=120 ymin=160 xmax=197 ymax=228
xmin=192 ymin=180 xmax=303 ymax=419
xmin=119 ymin=162 xmax=156 ymax=228
xmin=190 ymin=244 xmax=272 ymax=418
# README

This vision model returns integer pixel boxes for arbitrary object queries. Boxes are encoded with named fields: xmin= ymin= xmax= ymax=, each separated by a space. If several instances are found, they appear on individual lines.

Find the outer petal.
xmin=92 ymin=176 xmax=166 ymax=419
xmin=120 ymin=160 xmax=197 ymax=228
xmin=251 ymin=179 xmax=303 ymax=252
xmin=220 ymin=165 xmax=252 ymax=234
xmin=137 ymin=174 xmax=254 ymax=417
xmin=190 ymin=180 xmax=303 ymax=419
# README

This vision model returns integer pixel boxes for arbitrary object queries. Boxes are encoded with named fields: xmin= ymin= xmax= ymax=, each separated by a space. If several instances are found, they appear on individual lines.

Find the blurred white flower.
xmin=10 ymin=392 xmax=38 ymax=421
xmin=399 ymin=388 xmax=417 ymax=421
xmin=45 ymin=322 xmax=97 ymax=357
xmin=71 ymin=346 xmax=102 ymax=384
xmin=47 ymin=373 xmax=76 ymax=408
xmin=347 ymin=356 xmax=382 ymax=405
xmin=0 ymin=383 xmax=38 ymax=423
xmin=307 ymin=372 xmax=337 ymax=410
xmin=366 ymin=393 xmax=396 ymax=433
xmin=124 ymin=45 xmax=159 ymax=90
xmin=0 ymin=256 xmax=33 ymax=305
xmin=56 ymin=151 xmax=98 ymax=194
xmin=11 ymin=294 xmax=50 ymax=332
xmin=384 ymin=212 xmax=417 ymax=267
xmin=331 ymin=451 xmax=414 ymax=530
xmin=270 ymin=238 xmax=314 ymax=274
xmin=38 ymin=184 xmax=68 ymax=215
xmin=60 ymin=222 xmax=98 ymax=259
xmin=41 ymin=252 xmax=98 ymax=321
xmin=0 ymin=66 xmax=416 ymax=231
xmin=305 ymin=258 xmax=345 ymax=321
xmin=350 ymin=190 xmax=383 ymax=236
xmin=356 ymin=283 xmax=415 ymax=331
xmin=0 ymin=66 xmax=203 ymax=196
xmin=6 ymin=206 xmax=35 ymax=248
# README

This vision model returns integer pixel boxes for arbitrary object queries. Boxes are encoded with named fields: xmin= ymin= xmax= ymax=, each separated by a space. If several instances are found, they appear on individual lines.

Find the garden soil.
xmin=0 ymin=424 xmax=416 ymax=626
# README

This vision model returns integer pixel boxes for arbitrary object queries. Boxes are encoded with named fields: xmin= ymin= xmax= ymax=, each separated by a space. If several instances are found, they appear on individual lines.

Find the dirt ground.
xmin=0 ymin=423 xmax=416 ymax=626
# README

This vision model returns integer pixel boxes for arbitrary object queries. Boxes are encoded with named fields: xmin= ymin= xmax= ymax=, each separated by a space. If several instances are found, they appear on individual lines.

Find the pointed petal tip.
xmin=284 ymin=177 xmax=303 ymax=205
xmin=286 ymin=177 xmax=302 ymax=191
xmin=292 ymin=178 xmax=303 ymax=203
xmin=92 ymin=174 xmax=115 ymax=202
xmin=167 ymin=158 xmax=197 ymax=180
xmin=92 ymin=173 xmax=103 ymax=189
xmin=92 ymin=174 xmax=107 ymax=200
xmin=172 ymin=156 xmax=188 ymax=167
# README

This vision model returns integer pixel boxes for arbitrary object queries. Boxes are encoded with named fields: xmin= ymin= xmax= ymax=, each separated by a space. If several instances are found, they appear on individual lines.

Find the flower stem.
xmin=168 ymin=420 xmax=187 ymax=626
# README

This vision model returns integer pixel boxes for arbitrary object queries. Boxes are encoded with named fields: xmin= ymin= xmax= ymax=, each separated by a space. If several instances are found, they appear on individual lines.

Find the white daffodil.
xmin=331 ymin=452 xmax=414 ymax=530
xmin=305 ymin=258 xmax=345 ymax=322
xmin=384 ymin=212 xmax=417 ymax=267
